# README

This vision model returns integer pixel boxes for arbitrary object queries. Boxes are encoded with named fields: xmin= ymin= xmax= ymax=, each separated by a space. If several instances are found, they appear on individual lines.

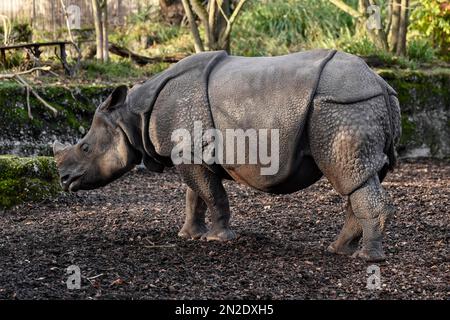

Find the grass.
xmin=80 ymin=58 xmax=169 ymax=82
xmin=232 ymin=0 xmax=357 ymax=56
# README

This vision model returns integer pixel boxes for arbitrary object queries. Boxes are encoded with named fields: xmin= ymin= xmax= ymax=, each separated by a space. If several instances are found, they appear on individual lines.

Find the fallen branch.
xmin=14 ymin=75 xmax=58 ymax=116
xmin=108 ymin=43 xmax=186 ymax=65
xmin=0 ymin=66 xmax=51 ymax=79
xmin=0 ymin=66 xmax=58 ymax=118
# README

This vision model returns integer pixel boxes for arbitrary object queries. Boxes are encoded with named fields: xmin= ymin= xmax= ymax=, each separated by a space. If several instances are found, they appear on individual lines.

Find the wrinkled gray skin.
xmin=54 ymin=49 xmax=401 ymax=262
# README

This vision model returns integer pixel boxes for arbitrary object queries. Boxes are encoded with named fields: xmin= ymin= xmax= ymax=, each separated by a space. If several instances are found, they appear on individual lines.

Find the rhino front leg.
xmin=177 ymin=164 xmax=236 ymax=241
xmin=349 ymin=175 xmax=395 ymax=262
xmin=178 ymin=187 xmax=208 ymax=239
xmin=327 ymin=201 xmax=362 ymax=256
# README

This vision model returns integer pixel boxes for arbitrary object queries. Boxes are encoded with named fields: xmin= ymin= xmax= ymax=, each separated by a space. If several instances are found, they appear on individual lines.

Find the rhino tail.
xmin=377 ymin=76 xmax=401 ymax=171
xmin=387 ymin=93 xmax=401 ymax=170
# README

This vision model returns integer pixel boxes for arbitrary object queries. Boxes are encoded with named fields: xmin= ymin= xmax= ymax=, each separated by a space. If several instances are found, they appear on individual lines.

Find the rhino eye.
xmin=81 ymin=143 xmax=89 ymax=153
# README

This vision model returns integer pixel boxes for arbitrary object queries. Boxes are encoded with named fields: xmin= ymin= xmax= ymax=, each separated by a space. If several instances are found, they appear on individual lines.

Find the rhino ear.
xmin=101 ymin=85 xmax=128 ymax=111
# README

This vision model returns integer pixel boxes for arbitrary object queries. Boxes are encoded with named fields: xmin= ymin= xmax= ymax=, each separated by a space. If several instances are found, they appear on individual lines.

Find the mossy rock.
xmin=0 ymin=155 xmax=61 ymax=208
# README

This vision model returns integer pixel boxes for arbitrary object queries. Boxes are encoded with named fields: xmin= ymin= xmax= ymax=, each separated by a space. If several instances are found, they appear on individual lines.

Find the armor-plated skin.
xmin=53 ymin=50 xmax=401 ymax=262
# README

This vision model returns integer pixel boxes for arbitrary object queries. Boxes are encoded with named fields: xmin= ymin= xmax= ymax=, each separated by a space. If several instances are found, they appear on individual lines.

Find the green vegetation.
xmin=407 ymin=39 xmax=437 ymax=63
xmin=0 ymin=155 xmax=61 ymax=208
xmin=230 ymin=0 xmax=444 ymax=66
xmin=409 ymin=0 xmax=450 ymax=58
xmin=232 ymin=0 xmax=356 ymax=56
xmin=81 ymin=59 xmax=169 ymax=81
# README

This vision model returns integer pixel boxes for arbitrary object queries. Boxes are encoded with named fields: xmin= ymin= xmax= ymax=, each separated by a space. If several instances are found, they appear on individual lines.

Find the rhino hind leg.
xmin=327 ymin=201 xmax=362 ymax=256
xmin=177 ymin=164 xmax=236 ymax=241
xmin=178 ymin=187 xmax=208 ymax=239
xmin=348 ymin=175 xmax=395 ymax=262
xmin=309 ymin=96 xmax=396 ymax=261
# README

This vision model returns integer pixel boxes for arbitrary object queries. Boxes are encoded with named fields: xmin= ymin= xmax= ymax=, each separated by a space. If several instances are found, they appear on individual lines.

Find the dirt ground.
xmin=0 ymin=159 xmax=448 ymax=300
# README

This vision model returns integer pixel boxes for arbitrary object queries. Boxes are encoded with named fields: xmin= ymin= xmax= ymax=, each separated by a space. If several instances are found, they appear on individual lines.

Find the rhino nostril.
xmin=61 ymin=174 xmax=70 ymax=183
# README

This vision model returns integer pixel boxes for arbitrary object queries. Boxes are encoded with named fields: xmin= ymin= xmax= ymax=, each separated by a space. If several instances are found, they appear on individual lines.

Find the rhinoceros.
xmin=53 ymin=49 xmax=401 ymax=262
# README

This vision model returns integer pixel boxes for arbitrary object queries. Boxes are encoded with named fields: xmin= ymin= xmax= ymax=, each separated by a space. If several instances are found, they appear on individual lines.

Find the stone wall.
xmin=380 ymin=70 xmax=449 ymax=159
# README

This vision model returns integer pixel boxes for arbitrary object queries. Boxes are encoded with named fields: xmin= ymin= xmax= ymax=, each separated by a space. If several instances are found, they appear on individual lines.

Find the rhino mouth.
xmin=61 ymin=173 xmax=84 ymax=192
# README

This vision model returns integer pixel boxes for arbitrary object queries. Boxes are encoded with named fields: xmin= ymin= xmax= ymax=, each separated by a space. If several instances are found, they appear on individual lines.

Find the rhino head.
xmin=53 ymin=85 xmax=142 ymax=192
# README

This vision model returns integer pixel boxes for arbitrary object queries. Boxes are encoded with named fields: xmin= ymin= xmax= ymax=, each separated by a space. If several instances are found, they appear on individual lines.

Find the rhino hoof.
xmin=327 ymin=241 xmax=359 ymax=256
xmin=351 ymin=248 xmax=386 ymax=262
xmin=178 ymin=223 xmax=208 ymax=240
xmin=201 ymin=228 xmax=237 ymax=242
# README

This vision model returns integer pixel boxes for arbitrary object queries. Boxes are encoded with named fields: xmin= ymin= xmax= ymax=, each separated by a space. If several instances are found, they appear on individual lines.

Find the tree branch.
xmin=108 ymin=43 xmax=186 ymax=64
xmin=0 ymin=66 xmax=51 ymax=78
xmin=190 ymin=0 xmax=209 ymax=23
xmin=219 ymin=0 xmax=248 ymax=47
xmin=228 ymin=0 xmax=247 ymax=25
xmin=181 ymin=0 xmax=204 ymax=52
xmin=329 ymin=0 xmax=362 ymax=18
xmin=189 ymin=0 xmax=212 ymax=49
xmin=208 ymin=0 xmax=217 ymax=38
xmin=14 ymin=75 xmax=58 ymax=116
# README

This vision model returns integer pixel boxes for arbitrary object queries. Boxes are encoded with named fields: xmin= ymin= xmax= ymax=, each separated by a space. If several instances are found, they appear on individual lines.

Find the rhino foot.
xmin=178 ymin=223 xmax=208 ymax=240
xmin=327 ymin=239 xmax=360 ymax=256
xmin=352 ymin=248 xmax=386 ymax=262
xmin=201 ymin=228 xmax=237 ymax=241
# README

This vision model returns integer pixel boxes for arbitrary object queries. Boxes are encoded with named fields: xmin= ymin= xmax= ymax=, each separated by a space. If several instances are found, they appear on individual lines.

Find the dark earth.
xmin=0 ymin=159 xmax=448 ymax=299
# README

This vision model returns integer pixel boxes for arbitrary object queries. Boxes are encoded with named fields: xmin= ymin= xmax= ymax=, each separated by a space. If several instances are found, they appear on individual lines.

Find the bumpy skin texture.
xmin=208 ymin=50 xmax=335 ymax=191
xmin=308 ymin=95 xmax=390 ymax=195
xmin=90 ymin=50 xmax=400 ymax=261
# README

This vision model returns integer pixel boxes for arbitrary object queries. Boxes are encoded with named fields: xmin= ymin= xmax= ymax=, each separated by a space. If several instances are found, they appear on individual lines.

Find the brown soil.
xmin=0 ymin=159 xmax=448 ymax=300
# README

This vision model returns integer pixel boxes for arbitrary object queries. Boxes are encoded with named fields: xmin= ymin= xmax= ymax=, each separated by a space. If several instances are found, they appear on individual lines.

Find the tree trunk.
xmin=159 ymin=0 xmax=184 ymax=25
xmin=92 ymin=0 xmax=103 ymax=61
xmin=388 ymin=0 xmax=401 ymax=53
xmin=101 ymin=1 xmax=109 ymax=62
xmin=181 ymin=0 xmax=204 ymax=52
xmin=181 ymin=0 xmax=247 ymax=53
xmin=396 ymin=0 xmax=409 ymax=56
xmin=205 ymin=0 xmax=230 ymax=51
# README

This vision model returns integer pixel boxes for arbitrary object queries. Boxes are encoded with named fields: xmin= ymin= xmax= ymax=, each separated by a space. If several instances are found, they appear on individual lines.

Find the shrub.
xmin=409 ymin=0 xmax=450 ymax=59
xmin=407 ymin=38 xmax=436 ymax=62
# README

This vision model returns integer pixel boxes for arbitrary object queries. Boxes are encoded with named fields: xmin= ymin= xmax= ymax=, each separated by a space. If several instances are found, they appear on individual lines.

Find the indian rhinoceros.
xmin=53 ymin=49 xmax=401 ymax=262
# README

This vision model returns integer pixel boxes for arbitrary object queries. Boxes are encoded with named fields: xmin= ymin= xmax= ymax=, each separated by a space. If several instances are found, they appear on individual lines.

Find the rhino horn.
xmin=53 ymin=140 xmax=68 ymax=157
